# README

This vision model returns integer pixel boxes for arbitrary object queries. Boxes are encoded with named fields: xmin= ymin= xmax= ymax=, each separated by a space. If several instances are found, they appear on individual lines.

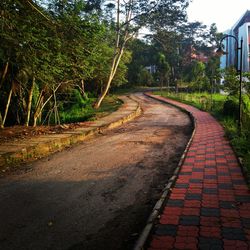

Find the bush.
xmin=245 ymin=152 xmax=250 ymax=172
xmin=58 ymin=89 xmax=94 ymax=124
xmin=223 ymin=98 xmax=238 ymax=118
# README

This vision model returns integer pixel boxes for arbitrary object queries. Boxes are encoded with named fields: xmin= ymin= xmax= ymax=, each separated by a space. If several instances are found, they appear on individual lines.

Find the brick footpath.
xmin=146 ymin=94 xmax=250 ymax=250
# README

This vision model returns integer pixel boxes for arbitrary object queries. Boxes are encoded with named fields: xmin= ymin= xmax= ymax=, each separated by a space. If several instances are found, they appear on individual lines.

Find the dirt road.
xmin=0 ymin=93 xmax=192 ymax=250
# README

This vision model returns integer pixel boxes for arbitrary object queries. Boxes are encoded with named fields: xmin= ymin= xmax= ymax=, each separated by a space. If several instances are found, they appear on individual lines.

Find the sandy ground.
xmin=0 ymin=93 xmax=192 ymax=250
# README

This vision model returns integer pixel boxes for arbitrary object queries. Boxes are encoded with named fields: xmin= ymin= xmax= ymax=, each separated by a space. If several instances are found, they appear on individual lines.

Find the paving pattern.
xmin=147 ymin=95 xmax=250 ymax=250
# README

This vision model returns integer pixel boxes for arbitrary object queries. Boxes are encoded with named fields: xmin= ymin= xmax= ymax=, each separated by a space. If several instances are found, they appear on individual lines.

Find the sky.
xmin=187 ymin=0 xmax=250 ymax=32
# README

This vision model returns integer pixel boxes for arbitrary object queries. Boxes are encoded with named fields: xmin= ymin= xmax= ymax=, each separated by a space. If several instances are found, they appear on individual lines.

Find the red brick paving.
xmin=146 ymin=95 xmax=250 ymax=250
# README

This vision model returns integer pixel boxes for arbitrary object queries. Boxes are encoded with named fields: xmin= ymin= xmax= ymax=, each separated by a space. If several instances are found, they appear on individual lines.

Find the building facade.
xmin=220 ymin=10 xmax=250 ymax=72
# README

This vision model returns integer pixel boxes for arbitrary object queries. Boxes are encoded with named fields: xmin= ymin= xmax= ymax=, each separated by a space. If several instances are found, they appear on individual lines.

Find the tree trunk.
xmin=1 ymin=83 xmax=13 ymax=128
xmin=33 ymin=106 xmax=40 ymax=127
xmin=93 ymin=0 xmax=122 ymax=109
xmin=33 ymin=96 xmax=44 ymax=127
xmin=94 ymin=47 xmax=125 ymax=109
xmin=25 ymin=76 xmax=35 ymax=126
xmin=33 ymin=90 xmax=44 ymax=127
xmin=93 ymin=0 xmax=138 ymax=109
xmin=77 ymin=79 xmax=88 ymax=100
xmin=33 ymin=83 xmax=62 ymax=127
xmin=53 ymin=87 xmax=60 ymax=125
xmin=0 ymin=113 xmax=3 ymax=128
xmin=166 ymin=78 xmax=170 ymax=93
xmin=94 ymin=71 xmax=114 ymax=109
xmin=0 ymin=61 xmax=9 ymax=89
xmin=160 ymin=76 xmax=163 ymax=91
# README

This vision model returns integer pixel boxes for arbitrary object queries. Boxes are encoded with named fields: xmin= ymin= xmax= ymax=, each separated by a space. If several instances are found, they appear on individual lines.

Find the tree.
xmin=137 ymin=67 xmax=154 ymax=86
xmin=191 ymin=61 xmax=207 ymax=92
xmin=94 ymin=0 xmax=190 ymax=108
xmin=223 ymin=67 xmax=239 ymax=95
xmin=127 ymin=39 xmax=155 ymax=85
xmin=0 ymin=0 xmax=122 ymax=126
xmin=205 ymin=56 xmax=221 ymax=93
xmin=155 ymin=52 xmax=170 ymax=89
xmin=93 ymin=0 xmax=136 ymax=108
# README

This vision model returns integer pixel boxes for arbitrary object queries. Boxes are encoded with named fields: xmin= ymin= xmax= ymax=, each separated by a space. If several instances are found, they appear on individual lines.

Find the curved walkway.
xmin=146 ymin=94 xmax=250 ymax=250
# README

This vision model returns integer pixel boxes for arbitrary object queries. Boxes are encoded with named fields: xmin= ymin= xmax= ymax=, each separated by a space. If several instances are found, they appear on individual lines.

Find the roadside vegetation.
xmin=155 ymin=71 xmax=250 ymax=172
xmin=59 ymin=94 xmax=122 ymax=124
xmin=1 ymin=0 xmax=222 ymax=128
xmin=1 ymin=1 xmax=250 ymax=175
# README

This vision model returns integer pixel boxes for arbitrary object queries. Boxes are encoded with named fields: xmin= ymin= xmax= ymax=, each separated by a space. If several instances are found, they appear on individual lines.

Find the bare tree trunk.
xmin=1 ymin=83 xmax=13 ymax=128
xmin=94 ymin=0 xmax=123 ymax=109
xmin=76 ymin=79 xmax=88 ymax=100
xmin=53 ymin=87 xmax=60 ymax=125
xmin=160 ymin=76 xmax=163 ymax=91
xmin=93 ymin=0 xmax=154 ymax=108
xmin=25 ymin=76 xmax=35 ymax=126
xmin=81 ymin=79 xmax=88 ymax=100
xmin=0 ymin=61 xmax=9 ymax=89
xmin=33 ymin=98 xmax=42 ymax=127
xmin=0 ymin=113 xmax=3 ymax=128
xmin=94 ymin=53 xmax=122 ymax=108
xmin=166 ymin=78 xmax=170 ymax=93
xmin=33 ymin=83 xmax=62 ymax=127
xmin=33 ymin=90 xmax=44 ymax=127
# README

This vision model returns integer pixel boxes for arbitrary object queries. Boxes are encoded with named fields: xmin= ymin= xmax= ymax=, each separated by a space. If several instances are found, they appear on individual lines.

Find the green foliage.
xmin=0 ymin=0 xmax=128 ymax=126
xmin=223 ymin=67 xmax=239 ymax=95
xmin=156 ymin=91 xmax=226 ymax=112
xmin=137 ymin=67 xmax=154 ymax=86
xmin=245 ymin=153 xmax=250 ymax=172
xmin=0 ymin=0 xmax=220 ymax=126
xmin=223 ymin=97 xmax=238 ymax=118
xmin=127 ymin=39 xmax=156 ymax=85
xmin=59 ymin=91 xmax=122 ymax=124
xmin=59 ymin=104 xmax=94 ymax=124
xmin=157 ymin=90 xmax=250 ymax=172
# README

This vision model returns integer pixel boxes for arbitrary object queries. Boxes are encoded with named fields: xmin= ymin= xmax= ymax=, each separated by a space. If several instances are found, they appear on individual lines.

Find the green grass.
xmin=90 ymin=95 xmax=123 ymax=120
xmin=154 ymin=91 xmax=227 ymax=112
xmin=155 ymin=91 xmax=250 ymax=173
xmin=59 ymin=95 xmax=122 ymax=124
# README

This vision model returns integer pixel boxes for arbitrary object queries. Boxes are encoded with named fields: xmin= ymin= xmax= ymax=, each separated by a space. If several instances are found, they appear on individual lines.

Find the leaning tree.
xmin=94 ymin=0 xmax=190 ymax=108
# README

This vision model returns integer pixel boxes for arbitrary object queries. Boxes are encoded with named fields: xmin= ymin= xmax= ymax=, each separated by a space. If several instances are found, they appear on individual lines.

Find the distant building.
xmin=145 ymin=65 xmax=157 ymax=74
xmin=220 ymin=10 xmax=250 ymax=72
xmin=190 ymin=46 xmax=209 ymax=63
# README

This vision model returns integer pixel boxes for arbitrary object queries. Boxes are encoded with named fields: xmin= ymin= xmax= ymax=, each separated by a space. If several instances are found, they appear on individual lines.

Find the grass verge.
xmin=155 ymin=91 xmax=250 ymax=173
xmin=59 ymin=95 xmax=123 ymax=124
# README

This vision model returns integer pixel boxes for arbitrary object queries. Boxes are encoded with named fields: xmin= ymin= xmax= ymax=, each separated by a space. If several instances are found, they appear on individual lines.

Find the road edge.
xmin=133 ymin=92 xmax=196 ymax=250
xmin=0 ymin=95 xmax=142 ymax=169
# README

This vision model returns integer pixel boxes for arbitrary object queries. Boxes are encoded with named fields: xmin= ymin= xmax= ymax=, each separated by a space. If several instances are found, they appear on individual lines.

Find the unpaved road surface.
xmin=0 ymin=93 xmax=192 ymax=250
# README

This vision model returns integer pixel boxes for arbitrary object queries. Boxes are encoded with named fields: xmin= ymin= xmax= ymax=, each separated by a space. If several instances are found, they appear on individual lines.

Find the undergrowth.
xmin=59 ymin=90 xmax=122 ymax=124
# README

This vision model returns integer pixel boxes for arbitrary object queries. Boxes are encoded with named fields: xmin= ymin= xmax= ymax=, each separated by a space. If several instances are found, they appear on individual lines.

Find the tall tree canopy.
xmin=0 ymin=0 xmax=222 ymax=127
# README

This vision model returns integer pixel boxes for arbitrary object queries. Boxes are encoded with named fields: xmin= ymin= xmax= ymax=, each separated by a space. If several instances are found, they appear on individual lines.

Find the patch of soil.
xmin=0 ymin=122 xmax=96 ymax=143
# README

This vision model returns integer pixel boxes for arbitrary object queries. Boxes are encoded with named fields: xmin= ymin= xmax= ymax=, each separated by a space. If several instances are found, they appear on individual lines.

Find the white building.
xmin=145 ymin=65 xmax=157 ymax=74
xmin=220 ymin=10 xmax=250 ymax=72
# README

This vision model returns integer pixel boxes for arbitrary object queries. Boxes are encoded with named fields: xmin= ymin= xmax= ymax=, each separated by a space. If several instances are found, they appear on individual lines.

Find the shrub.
xmin=223 ymin=98 xmax=238 ymax=118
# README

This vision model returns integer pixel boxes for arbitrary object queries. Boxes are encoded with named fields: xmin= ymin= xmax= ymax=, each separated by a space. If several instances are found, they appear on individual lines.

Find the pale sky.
xmin=187 ymin=0 xmax=250 ymax=32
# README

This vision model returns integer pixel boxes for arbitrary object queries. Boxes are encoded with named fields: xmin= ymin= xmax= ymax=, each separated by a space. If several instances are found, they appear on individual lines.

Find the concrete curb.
xmin=0 ymin=95 xmax=141 ymax=169
xmin=134 ymin=93 xmax=196 ymax=250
